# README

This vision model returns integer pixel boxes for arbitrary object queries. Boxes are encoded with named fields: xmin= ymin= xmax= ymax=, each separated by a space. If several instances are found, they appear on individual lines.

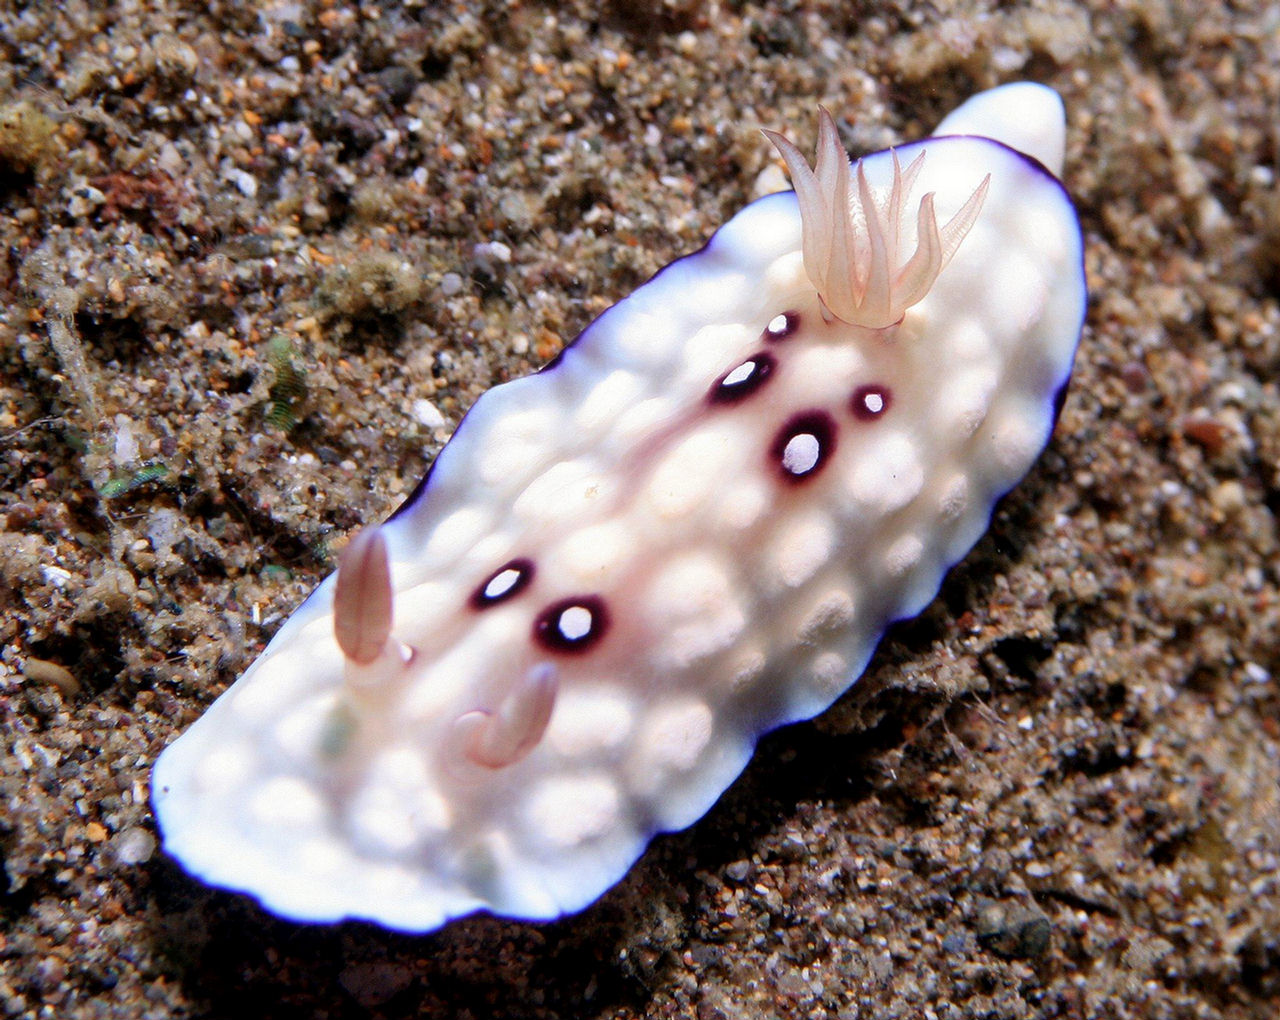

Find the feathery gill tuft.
xmin=763 ymin=108 xmax=991 ymax=328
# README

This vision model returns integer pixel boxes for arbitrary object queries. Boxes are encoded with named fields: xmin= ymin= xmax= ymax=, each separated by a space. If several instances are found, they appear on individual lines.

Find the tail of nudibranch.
xmin=764 ymin=108 xmax=990 ymax=329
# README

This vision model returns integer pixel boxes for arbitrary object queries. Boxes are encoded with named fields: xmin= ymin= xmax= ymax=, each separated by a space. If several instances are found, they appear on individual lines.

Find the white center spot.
xmin=484 ymin=568 xmax=522 ymax=600
xmin=766 ymin=313 xmax=789 ymax=336
xmin=782 ymin=433 xmax=821 ymax=475
xmin=862 ymin=391 xmax=885 ymax=415
xmin=558 ymin=605 xmax=594 ymax=641
xmin=722 ymin=360 xmax=756 ymax=387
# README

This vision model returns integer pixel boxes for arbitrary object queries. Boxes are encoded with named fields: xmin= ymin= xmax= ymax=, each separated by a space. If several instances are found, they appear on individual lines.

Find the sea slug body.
xmin=152 ymin=82 xmax=1086 ymax=932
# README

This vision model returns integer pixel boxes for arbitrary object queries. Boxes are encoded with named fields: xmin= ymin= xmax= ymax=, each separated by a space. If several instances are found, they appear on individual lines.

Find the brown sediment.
xmin=0 ymin=2 xmax=1277 ymax=1019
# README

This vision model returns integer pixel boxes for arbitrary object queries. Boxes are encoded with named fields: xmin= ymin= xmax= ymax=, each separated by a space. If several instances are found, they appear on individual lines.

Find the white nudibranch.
xmin=152 ymin=82 xmax=1086 ymax=932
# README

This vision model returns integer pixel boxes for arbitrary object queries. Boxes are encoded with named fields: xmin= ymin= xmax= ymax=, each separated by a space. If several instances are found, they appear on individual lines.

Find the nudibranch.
xmin=152 ymin=83 xmax=1085 ymax=931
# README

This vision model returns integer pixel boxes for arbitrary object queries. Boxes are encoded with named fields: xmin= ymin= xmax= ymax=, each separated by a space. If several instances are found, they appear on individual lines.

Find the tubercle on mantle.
xmin=763 ymin=107 xmax=991 ymax=329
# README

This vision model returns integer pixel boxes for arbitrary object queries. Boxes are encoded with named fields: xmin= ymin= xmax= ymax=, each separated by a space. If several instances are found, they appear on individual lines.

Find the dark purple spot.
xmin=762 ymin=311 xmax=800 ymax=342
xmin=851 ymin=384 xmax=891 ymax=421
xmin=534 ymin=596 xmax=609 ymax=653
xmin=471 ymin=559 xmax=535 ymax=609
xmin=771 ymin=411 xmax=836 ymax=482
xmin=710 ymin=351 xmax=776 ymax=404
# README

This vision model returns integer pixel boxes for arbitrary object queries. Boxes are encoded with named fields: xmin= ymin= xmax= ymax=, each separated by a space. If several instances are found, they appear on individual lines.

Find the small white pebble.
xmin=226 ymin=168 xmax=259 ymax=198
xmin=412 ymin=399 xmax=446 ymax=428
xmin=111 ymin=828 xmax=156 ymax=867
xmin=1249 ymin=165 xmax=1274 ymax=187
xmin=40 ymin=565 xmax=73 ymax=589
xmin=1210 ymin=479 xmax=1246 ymax=513
xmin=753 ymin=163 xmax=790 ymax=198
xmin=471 ymin=241 xmax=511 ymax=276
xmin=66 ymin=183 xmax=106 ymax=217
xmin=1244 ymin=662 xmax=1271 ymax=685
xmin=156 ymin=142 xmax=185 ymax=176
xmin=113 ymin=414 xmax=139 ymax=465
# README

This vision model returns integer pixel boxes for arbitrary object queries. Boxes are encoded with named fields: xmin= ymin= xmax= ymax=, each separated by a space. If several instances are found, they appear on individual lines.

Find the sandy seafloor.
xmin=1 ymin=1 xmax=1278 ymax=1017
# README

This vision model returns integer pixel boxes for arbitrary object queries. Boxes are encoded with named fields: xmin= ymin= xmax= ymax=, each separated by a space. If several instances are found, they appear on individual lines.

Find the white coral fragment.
xmin=764 ymin=109 xmax=990 ymax=328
